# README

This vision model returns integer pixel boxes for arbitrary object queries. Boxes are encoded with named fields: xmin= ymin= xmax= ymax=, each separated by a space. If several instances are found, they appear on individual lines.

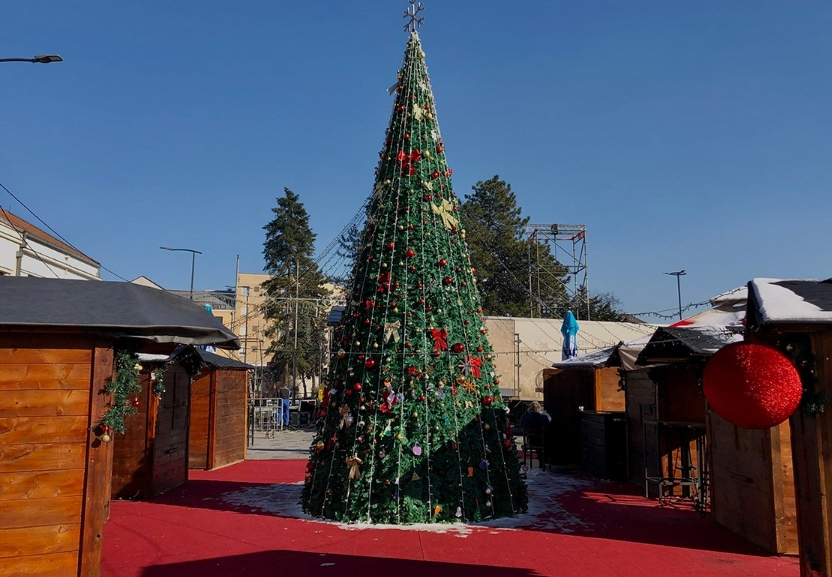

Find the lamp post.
xmin=160 ymin=246 xmax=202 ymax=300
xmin=0 ymin=54 xmax=63 ymax=64
xmin=665 ymin=270 xmax=686 ymax=320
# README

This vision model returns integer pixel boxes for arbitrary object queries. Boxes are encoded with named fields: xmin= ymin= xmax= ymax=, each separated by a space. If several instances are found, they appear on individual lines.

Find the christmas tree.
xmin=302 ymin=10 xmax=528 ymax=525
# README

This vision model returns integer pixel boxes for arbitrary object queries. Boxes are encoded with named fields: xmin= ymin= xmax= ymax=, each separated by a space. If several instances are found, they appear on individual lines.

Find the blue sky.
xmin=2 ymin=1 xmax=830 ymax=320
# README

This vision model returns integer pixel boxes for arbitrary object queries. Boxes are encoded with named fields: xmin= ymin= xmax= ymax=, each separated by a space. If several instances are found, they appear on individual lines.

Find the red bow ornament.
xmin=397 ymin=149 xmax=421 ymax=176
xmin=431 ymin=328 xmax=448 ymax=354
xmin=460 ymin=356 xmax=483 ymax=379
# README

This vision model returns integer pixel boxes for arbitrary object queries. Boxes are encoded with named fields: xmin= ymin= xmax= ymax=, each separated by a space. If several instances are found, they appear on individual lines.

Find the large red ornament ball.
xmin=364 ymin=358 xmax=376 ymax=370
xmin=451 ymin=342 xmax=465 ymax=354
xmin=703 ymin=342 xmax=803 ymax=429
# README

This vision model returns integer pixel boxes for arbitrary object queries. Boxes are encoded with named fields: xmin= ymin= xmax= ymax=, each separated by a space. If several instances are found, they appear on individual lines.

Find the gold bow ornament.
xmin=346 ymin=455 xmax=364 ymax=480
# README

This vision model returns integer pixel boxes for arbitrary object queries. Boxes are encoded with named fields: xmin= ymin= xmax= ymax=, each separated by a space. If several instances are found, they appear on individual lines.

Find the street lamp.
xmin=160 ymin=246 xmax=202 ymax=300
xmin=664 ymin=270 xmax=687 ymax=321
xmin=0 ymin=54 xmax=63 ymax=64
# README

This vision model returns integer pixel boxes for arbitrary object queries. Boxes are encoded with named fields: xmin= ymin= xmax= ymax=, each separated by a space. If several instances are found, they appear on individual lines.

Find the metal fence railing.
xmin=247 ymin=398 xmax=317 ymax=444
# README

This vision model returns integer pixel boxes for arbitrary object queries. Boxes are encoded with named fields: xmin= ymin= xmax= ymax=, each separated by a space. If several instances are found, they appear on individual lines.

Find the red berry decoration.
xmin=482 ymin=396 xmax=493 ymax=406
xmin=443 ymin=277 xmax=453 ymax=285
xmin=364 ymin=358 xmax=377 ymax=370
xmin=386 ymin=242 xmax=395 ymax=250
xmin=353 ymin=383 xmax=362 ymax=391
xmin=406 ymin=249 xmax=416 ymax=258
xmin=438 ymin=258 xmax=447 ymax=267
xmin=703 ymin=342 xmax=803 ymax=429
xmin=451 ymin=342 xmax=465 ymax=354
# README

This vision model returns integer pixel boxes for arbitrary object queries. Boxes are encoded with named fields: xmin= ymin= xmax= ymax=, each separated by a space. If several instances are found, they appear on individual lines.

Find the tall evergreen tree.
xmin=329 ymin=223 xmax=362 ymax=289
xmin=460 ymin=176 xmax=568 ymax=317
xmin=262 ymin=188 xmax=328 ymax=394
xmin=569 ymin=289 xmax=632 ymax=322
xmin=302 ymin=30 xmax=527 ymax=524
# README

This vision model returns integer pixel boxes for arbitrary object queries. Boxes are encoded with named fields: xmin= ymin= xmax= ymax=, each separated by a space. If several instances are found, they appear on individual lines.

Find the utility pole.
xmin=665 ymin=270 xmax=687 ymax=320
xmin=240 ymin=286 xmax=250 ymax=365
xmin=292 ymin=258 xmax=300 ymax=399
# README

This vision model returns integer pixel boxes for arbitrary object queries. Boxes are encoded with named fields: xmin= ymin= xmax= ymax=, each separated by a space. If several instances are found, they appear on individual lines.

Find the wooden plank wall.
xmin=152 ymin=364 xmax=190 ymax=496
xmin=778 ymin=420 xmax=799 ymax=554
xmin=212 ymin=370 xmax=247 ymax=469
xmin=581 ymin=412 xmax=608 ymax=478
xmin=188 ymin=371 xmax=212 ymax=469
xmin=708 ymin=410 xmax=789 ymax=553
xmin=581 ymin=411 xmax=627 ymax=481
xmin=790 ymin=332 xmax=832 ymax=577
xmin=596 ymin=368 xmax=625 ymax=412
xmin=0 ymin=334 xmax=97 ymax=577
xmin=543 ymin=369 xmax=594 ymax=466
xmin=78 ymin=343 xmax=115 ymax=577
xmin=658 ymin=365 xmax=706 ymax=423
xmin=624 ymin=369 xmax=654 ymax=485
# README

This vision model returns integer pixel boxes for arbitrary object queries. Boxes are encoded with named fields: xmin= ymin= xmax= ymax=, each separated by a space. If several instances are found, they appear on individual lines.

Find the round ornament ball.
xmin=452 ymin=342 xmax=465 ymax=354
xmin=703 ymin=342 xmax=803 ymax=429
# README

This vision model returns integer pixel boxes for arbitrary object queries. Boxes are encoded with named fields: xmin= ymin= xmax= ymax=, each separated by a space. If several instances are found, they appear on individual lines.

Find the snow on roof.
xmin=750 ymin=278 xmax=832 ymax=324
xmin=553 ymin=334 xmax=653 ymax=369
xmin=637 ymin=325 xmax=743 ymax=364
xmin=553 ymin=346 xmax=617 ymax=368
xmin=670 ymin=287 xmax=747 ymax=329
xmin=710 ymin=286 xmax=748 ymax=305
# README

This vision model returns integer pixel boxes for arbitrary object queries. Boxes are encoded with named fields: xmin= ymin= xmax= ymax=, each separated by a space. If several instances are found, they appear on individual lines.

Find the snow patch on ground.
xmin=220 ymin=467 xmax=599 ymax=535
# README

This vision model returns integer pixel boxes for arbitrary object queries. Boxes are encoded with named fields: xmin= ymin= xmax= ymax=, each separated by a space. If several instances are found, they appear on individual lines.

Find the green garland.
xmin=778 ymin=335 xmax=828 ymax=416
xmin=100 ymin=349 xmax=143 ymax=434
xmin=152 ymin=367 xmax=166 ymax=396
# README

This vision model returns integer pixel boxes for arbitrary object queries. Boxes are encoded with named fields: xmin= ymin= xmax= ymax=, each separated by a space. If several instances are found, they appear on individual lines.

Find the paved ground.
xmin=103 ymin=459 xmax=800 ymax=577
xmin=245 ymin=426 xmax=315 ymax=460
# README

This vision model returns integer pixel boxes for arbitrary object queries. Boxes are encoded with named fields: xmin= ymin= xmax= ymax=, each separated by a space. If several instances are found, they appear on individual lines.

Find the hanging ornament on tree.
xmin=702 ymin=341 xmax=803 ymax=429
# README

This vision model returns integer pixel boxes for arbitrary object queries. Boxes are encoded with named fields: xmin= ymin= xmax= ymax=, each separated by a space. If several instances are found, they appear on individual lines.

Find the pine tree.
xmin=461 ymin=176 xmax=568 ymax=317
xmin=301 ymin=32 xmax=528 ymax=524
xmin=262 ymin=188 xmax=328 ymax=394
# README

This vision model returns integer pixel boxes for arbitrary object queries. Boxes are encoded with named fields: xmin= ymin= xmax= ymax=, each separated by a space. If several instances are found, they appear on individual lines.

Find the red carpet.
xmin=102 ymin=460 xmax=798 ymax=577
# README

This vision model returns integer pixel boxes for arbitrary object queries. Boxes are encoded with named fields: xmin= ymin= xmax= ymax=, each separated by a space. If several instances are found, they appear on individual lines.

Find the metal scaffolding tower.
xmin=526 ymin=223 xmax=590 ymax=320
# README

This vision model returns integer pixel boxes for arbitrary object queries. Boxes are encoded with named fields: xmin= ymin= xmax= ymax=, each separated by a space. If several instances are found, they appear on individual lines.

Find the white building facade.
xmin=0 ymin=211 xmax=100 ymax=280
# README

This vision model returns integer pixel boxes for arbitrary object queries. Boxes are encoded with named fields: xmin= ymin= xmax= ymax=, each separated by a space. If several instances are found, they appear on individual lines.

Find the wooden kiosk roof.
xmin=0 ymin=276 xmax=240 ymax=349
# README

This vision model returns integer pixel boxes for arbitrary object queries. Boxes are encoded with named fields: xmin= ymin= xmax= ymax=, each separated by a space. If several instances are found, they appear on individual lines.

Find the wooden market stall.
xmin=0 ymin=277 xmax=239 ymax=577
xmin=189 ymin=350 xmax=252 ymax=470
xmin=544 ymin=345 xmax=632 ymax=477
xmin=111 ymin=352 xmax=196 ymax=499
xmin=635 ymin=324 xmax=797 ymax=554
xmin=745 ymin=277 xmax=832 ymax=575
xmin=632 ymin=327 xmax=742 ymax=502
